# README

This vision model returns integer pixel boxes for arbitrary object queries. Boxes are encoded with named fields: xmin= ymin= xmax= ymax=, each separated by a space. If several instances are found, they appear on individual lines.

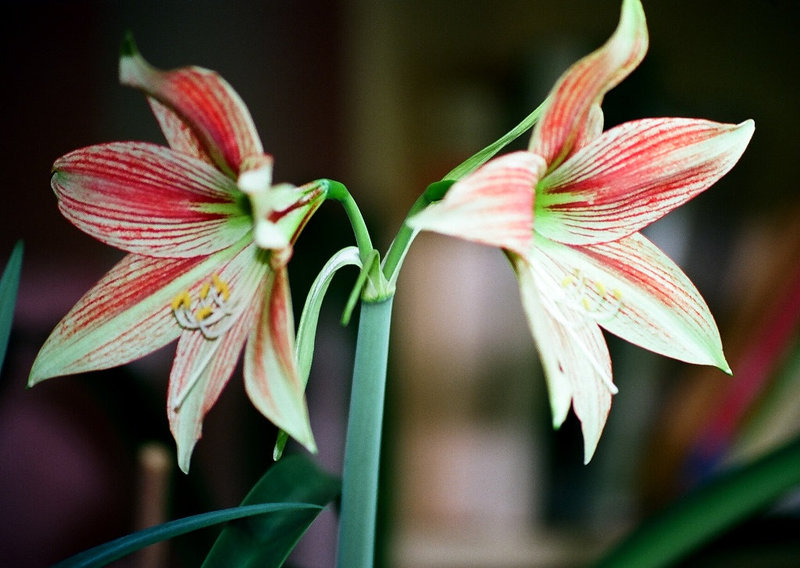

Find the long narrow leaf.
xmin=443 ymin=102 xmax=544 ymax=181
xmin=0 ymin=241 xmax=22 ymax=375
xmin=591 ymin=433 xmax=800 ymax=568
xmin=203 ymin=454 xmax=340 ymax=568
xmin=53 ymin=502 xmax=321 ymax=568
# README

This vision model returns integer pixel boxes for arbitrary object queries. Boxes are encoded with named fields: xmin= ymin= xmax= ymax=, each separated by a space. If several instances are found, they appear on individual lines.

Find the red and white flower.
xmin=410 ymin=0 xmax=754 ymax=461
xmin=29 ymin=38 xmax=324 ymax=472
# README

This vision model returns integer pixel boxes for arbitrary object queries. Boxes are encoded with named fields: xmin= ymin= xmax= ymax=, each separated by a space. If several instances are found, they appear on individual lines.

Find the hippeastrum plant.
xmin=409 ymin=0 xmax=754 ymax=461
xmin=29 ymin=36 xmax=325 ymax=472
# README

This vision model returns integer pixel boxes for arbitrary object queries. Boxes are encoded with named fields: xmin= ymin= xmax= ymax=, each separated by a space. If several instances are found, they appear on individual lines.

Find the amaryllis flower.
xmin=409 ymin=0 xmax=754 ymax=462
xmin=29 ymin=37 xmax=325 ymax=472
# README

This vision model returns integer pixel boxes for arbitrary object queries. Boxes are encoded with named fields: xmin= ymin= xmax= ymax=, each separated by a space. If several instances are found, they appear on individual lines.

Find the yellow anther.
xmin=171 ymin=290 xmax=192 ymax=311
xmin=212 ymin=273 xmax=230 ymax=301
xmin=199 ymin=281 xmax=211 ymax=300
xmin=172 ymin=274 xmax=235 ymax=338
xmin=612 ymin=289 xmax=622 ymax=301
xmin=195 ymin=305 xmax=214 ymax=321
xmin=581 ymin=296 xmax=591 ymax=311
xmin=561 ymin=275 xmax=575 ymax=288
xmin=596 ymin=281 xmax=606 ymax=297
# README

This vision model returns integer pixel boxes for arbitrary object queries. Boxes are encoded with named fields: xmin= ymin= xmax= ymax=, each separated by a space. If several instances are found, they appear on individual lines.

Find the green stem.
xmin=382 ymin=180 xmax=454 ymax=284
xmin=337 ymin=297 xmax=394 ymax=568
xmin=325 ymin=179 xmax=374 ymax=263
xmin=381 ymin=195 xmax=426 ymax=284
xmin=592 ymin=433 xmax=800 ymax=568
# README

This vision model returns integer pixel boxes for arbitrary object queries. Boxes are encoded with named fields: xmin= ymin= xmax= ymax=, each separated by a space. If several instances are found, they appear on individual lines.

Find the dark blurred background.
xmin=1 ymin=1 xmax=798 ymax=567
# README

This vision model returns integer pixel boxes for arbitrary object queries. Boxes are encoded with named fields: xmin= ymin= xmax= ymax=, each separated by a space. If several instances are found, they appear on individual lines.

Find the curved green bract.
xmin=295 ymin=246 xmax=362 ymax=383
xmin=273 ymin=247 xmax=362 ymax=460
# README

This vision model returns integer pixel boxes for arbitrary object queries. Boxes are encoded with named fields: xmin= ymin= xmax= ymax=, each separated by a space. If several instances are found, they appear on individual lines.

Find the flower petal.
xmin=244 ymin=267 xmax=316 ymax=453
xmin=531 ymin=232 xmax=730 ymax=371
xmin=147 ymin=97 xmax=215 ymax=165
xmin=536 ymin=118 xmax=755 ymax=245
xmin=119 ymin=36 xmax=263 ymax=176
xmin=408 ymin=151 xmax=546 ymax=257
xmin=28 ymin=249 xmax=240 ymax=384
xmin=167 ymin=243 xmax=266 ymax=472
xmin=529 ymin=0 xmax=647 ymax=168
xmin=571 ymin=104 xmax=604 ymax=153
xmin=513 ymin=254 xmax=613 ymax=463
xmin=53 ymin=142 xmax=250 ymax=257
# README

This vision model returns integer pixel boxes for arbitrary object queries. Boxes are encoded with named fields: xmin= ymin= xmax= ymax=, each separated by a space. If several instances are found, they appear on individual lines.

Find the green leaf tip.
xmin=119 ymin=31 xmax=139 ymax=59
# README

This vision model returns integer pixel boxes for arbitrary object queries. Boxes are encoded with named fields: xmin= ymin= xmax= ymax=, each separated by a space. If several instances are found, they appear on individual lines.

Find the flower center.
xmin=560 ymin=269 xmax=622 ymax=320
xmin=171 ymin=274 xmax=234 ymax=338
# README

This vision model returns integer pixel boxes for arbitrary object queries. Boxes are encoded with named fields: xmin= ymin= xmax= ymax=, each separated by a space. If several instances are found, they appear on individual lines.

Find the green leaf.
xmin=203 ymin=453 xmax=341 ymax=568
xmin=52 ymin=502 xmax=321 ymax=568
xmin=443 ymin=101 xmax=544 ymax=181
xmin=591 ymin=433 xmax=800 ymax=568
xmin=0 ymin=241 xmax=22 ymax=376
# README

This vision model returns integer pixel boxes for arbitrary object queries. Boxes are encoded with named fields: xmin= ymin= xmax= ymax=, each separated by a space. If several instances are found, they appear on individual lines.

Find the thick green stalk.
xmin=337 ymin=297 xmax=394 ymax=568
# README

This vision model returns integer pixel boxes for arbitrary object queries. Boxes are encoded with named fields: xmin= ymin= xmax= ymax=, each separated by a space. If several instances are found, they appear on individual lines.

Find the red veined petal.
xmin=52 ymin=142 xmax=250 ymax=258
xmin=119 ymin=39 xmax=263 ymax=176
xmin=167 ymin=243 xmax=267 ymax=472
xmin=536 ymin=118 xmax=754 ymax=245
xmin=408 ymin=151 xmax=545 ymax=257
xmin=529 ymin=0 xmax=647 ymax=168
xmin=28 ymin=249 xmax=240 ymax=384
xmin=244 ymin=267 xmax=316 ymax=452
xmin=531 ymin=232 xmax=730 ymax=371
xmin=571 ymin=104 xmax=604 ymax=153
xmin=147 ymin=97 xmax=215 ymax=165
xmin=512 ymin=254 xmax=613 ymax=463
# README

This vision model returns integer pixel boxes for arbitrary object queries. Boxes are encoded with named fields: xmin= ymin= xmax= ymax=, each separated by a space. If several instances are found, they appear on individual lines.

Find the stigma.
xmin=172 ymin=274 xmax=234 ymax=339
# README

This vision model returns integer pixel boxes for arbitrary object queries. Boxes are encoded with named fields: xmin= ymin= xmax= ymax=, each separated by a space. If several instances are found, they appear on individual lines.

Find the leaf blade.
xmin=203 ymin=454 xmax=341 ymax=568
xmin=0 ymin=241 xmax=22 ymax=375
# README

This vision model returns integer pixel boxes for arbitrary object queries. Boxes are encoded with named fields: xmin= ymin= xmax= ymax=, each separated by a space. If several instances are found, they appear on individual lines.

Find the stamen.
xmin=195 ymin=305 xmax=214 ymax=321
xmin=171 ymin=274 xmax=236 ymax=339
xmin=171 ymin=290 xmax=192 ymax=311
xmin=212 ymin=273 xmax=230 ymax=301
xmin=559 ymin=269 xmax=623 ymax=321
xmin=199 ymin=281 xmax=211 ymax=300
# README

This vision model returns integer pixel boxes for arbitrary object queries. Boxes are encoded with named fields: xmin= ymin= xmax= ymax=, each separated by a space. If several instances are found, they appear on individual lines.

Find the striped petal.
xmin=147 ymin=97 xmax=215 ymax=165
xmin=535 ymin=118 xmax=754 ymax=245
xmin=28 ymin=247 xmax=242 ymax=384
xmin=244 ymin=267 xmax=316 ymax=453
xmin=408 ymin=151 xmax=546 ymax=257
xmin=167 ymin=243 xmax=266 ymax=472
xmin=513 ymin=254 xmax=613 ymax=463
xmin=529 ymin=0 xmax=647 ymax=168
xmin=531 ymin=232 xmax=730 ymax=371
xmin=119 ymin=36 xmax=263 ymax=176
xmin=53 ymin=142 xmax=250 ymax=258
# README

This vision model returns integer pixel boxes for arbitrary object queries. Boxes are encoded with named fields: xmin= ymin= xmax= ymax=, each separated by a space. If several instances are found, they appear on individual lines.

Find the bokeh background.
xmin=1 ymin=1 xmax=799 ymax=566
